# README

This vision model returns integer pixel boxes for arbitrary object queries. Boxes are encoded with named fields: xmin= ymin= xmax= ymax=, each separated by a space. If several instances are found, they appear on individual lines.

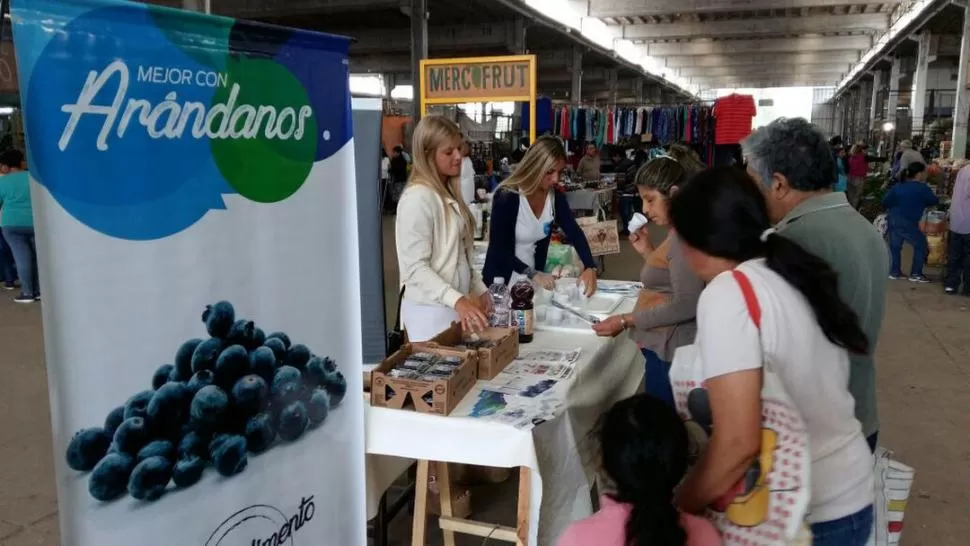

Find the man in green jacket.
xmin=742 ymin=118 xmax=888 ymax=451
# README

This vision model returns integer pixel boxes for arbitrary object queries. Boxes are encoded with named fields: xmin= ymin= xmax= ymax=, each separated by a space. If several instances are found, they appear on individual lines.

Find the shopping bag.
xmin=669 ymin=270 xmax=812 ymax=545
xmin=576 ymin=215 xmax=620 ymax=256
xmin=866 ymin=448 xmax=915 ymax=546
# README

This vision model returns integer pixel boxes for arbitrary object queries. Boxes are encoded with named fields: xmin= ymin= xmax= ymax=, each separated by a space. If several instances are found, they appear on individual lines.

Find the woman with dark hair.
xmin=592 ymin=157 xmax=703 ymax=408
xmin=882 ymin=161 xmax=939 ymax=283
xmin=557 ymin=394 xmax=721 ymax=546
xmin=669 ymin=167 xmax=874 ymax=546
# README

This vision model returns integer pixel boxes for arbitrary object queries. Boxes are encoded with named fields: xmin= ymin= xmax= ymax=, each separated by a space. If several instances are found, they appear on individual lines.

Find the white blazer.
xmin=395 ymin=183 xmax=487 ymax=309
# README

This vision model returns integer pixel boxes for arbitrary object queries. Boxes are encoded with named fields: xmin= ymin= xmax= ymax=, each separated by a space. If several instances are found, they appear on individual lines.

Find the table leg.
xmin=436 ymin=462 xmax=457 ymax=546
xmin=515 ymin=467 xmax=531 ymax=546
xmin=411 ymin=459 xmax=430 ymax=546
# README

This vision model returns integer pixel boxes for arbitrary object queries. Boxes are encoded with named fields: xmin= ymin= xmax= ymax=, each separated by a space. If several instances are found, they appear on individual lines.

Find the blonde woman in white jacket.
xmin=396 ymin=115 xmax=492 ymax=342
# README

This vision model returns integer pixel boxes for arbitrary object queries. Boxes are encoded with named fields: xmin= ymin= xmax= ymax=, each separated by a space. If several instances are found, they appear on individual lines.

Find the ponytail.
xmin=762 ymin=233 xmax=869 ymax=354
xmin=623 ymin=494 xmax=686 ymax=546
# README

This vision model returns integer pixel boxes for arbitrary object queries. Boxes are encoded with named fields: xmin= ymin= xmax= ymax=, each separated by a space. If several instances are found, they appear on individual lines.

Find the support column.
xmin=912 ymin=31 xmax=932 ymax=136
xmin=869 ymin=70 xmax=883 ymax=132
xmin=509 ymin=17 xmax=527 ymax=54
xmin=410 ymin=0 xmax=428 ymax=123
xmin=633 ymin=79 xmax=644 ymax=104
xmin=857 ymin=81 xmax=871 ymax=143
xmin=570 ymin=46 xmax=583 ymax=105
xmin=383 ymin=73 xmax=396 ymax=101
xmin=953 ymin=5 xmax=970 ymax=159
xmin=606 ymin=69 xmax=618 ymax=105
xmin=887 ymin=56 xmax=901 ymax=146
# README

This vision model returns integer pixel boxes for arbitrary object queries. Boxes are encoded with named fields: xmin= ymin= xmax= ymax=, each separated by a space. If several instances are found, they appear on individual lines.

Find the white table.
xmin=365 ymin=293 xmax=644 ymax=544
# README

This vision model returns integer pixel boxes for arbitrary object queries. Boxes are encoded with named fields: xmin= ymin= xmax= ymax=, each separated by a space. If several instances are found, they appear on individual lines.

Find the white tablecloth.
xmin=364 ymin=294 xmax=644 ymax=544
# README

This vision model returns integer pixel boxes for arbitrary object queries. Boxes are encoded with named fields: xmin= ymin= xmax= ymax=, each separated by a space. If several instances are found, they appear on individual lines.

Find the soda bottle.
xmin=509 ymin=279 xmax=535 ymax=343
xmin=488 ymin=277 xmax=511 ymax=327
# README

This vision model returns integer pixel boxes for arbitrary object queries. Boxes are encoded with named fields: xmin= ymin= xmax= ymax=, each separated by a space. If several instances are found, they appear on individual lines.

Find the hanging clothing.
xmin=712 ymin=93 xmax=757 ymax=145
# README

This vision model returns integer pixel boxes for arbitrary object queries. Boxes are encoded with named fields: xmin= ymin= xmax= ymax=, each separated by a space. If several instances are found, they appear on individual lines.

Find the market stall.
xmin=364 ymin=281 xmax=644 ymax=545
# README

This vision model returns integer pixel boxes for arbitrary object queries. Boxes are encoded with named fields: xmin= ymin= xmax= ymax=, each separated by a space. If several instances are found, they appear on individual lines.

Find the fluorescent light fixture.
xmin=390 ymin=85 xmax=413 ymax=101
xmin=0 ymin=107 xmax=14 ymax=115
xmin=349 ymin=74 xmax=384 ymax=97
xmin=882 ymin=122 xmax=895 ymax=132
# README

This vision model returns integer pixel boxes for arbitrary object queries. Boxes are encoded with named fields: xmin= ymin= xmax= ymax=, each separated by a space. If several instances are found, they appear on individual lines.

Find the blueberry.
xmin=66 ymin=428 xmax=111 ymax=471
xmin=305 ymin=356 xmax=328 ymax=386
xmin=152 ymin=364 xmax=174 ymax=390
xmin=250 ymin=327 xmax=266 ymax=351
xmin=211 ymin=435 xmax=248 ymax=477
xmin=172 ymin=455 xmax=206 ymax=488
xmin=103 ymin=406 xmax=125 ymax=438
xmin=249 ymin=346 xmax=276 ymax=381
xmin=266 ymin=331 xmax=291 ymax=349
xmin=321 ymin=371 xmax=347 ymax=406
xmin=175 ymin=338 xmax=204 ymax=380
xmin=307 ymin=389 xmax=331 ymax=426
xmin=124 ymin=390 xmax=154 ymax=421
xmin=232 ymin=375 xmax=269 ymax=416
xmin=191 ymin=338 xmax=223 ymax=374
xmin=178 ymin=430 xmax=210 ymax=460
xmin=190 ymin=385 xmax=229 ymax=429
xmin=128 ymin=456 xmax=173 ymax=501
xmin=226 ymin=320 xmax=255 ymax=347
xmin=244 ymin=412 xmax=276 ymax=454
xmin=113 ymin=417 xmax=150 ymax=455
xmin=284 ymin=344 xmax=312 ymax=371
xmin=214 ymin=345 xmax=249 ymax=388
xmin=262 ymin=338 xmax=286 ymax=363
xmin=136 ymin=440 xmax=175 ymax=463
xmin=147 ymin=382 xmax=190 ymax=433
xmin=277 ymin=401 xmax=309 ymax=442
xmin=271 ymin=366 xmax=303 ymax=404
xmin=186 ymin=369 xmax=215 ymax=395
xmin=88 ymin=452 xmax=134 ymax=501
xmin=202 ymin=301 xmax=235 ymax=338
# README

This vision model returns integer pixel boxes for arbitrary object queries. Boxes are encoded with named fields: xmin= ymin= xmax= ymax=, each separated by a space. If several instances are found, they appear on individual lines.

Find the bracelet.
xmin=619 ymin=316 xmax=627 ymax=329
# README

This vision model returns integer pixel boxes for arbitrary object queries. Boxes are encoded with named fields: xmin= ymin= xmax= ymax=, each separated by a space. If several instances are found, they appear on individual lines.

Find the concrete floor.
xmin=2 ymin=225 xmax=969 ymax=545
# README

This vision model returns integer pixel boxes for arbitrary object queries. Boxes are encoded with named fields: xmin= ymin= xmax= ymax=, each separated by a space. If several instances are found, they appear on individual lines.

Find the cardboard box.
xmin=370 ymin=343 xmax=478 ymax=416
xmin=430 ymin=322 xmax=519 ymax=380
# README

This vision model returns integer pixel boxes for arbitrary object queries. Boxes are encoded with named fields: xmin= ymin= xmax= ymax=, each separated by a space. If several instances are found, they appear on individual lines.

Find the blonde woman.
xmin=396 ymin=115 xmax=492 ymax=341
xmin=483 ymin=135 xmax=598 ymax=295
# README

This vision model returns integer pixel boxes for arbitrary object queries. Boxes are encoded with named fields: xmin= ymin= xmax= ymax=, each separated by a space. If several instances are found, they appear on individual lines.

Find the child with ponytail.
xmin=557 ymin=394 xmax=721 ymax=546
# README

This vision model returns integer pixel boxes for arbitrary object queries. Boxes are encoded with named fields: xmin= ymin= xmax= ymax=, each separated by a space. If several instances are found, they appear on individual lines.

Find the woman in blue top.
xmin=882 ymin=162 xmax=939 ymax=283
xmin=0 ymin=149 xmax=38 ymax=303
xmin=483 ymin=136 xmax=598 ymax=294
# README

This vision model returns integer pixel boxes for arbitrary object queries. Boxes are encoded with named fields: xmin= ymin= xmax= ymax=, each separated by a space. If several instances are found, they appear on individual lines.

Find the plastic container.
xmin=509 ymin=280 xmax=535 ymax=343
xmin=488 ymin=277 xmax=511 ymax=328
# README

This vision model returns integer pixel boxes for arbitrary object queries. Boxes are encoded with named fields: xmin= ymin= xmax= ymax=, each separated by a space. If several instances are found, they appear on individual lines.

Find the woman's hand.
xmin=592 ymin=314 xmax=629 ymax=337
xmin=578 ymin=268 xmax=598 ymax=297
xmin=478 ymin=291 xmax=494 ymax=315
xmin=629 ymin=227 xmax=653 ymax=256
xmin=456 ymin=296 xmax=490 ymax=333
xmin=533 ymin=272 xmax=557 ymax=291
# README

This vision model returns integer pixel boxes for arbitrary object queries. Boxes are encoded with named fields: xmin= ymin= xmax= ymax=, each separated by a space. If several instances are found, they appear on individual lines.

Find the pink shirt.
xmin=557 ymin=496 xmax=722 ymax=546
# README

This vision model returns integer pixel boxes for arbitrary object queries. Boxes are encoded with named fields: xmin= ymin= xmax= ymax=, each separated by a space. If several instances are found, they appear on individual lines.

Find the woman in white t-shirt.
xmin=669 ymin=167 xmax=874 ymax=546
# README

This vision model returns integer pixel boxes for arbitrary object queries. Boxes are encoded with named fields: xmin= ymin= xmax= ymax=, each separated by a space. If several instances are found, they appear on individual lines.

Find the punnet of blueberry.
xmin=68 ymin=300 xmax=345 ymax=502
xmin=66 ymin=428 xmax=112 ymax=471
xmin=128 ymin=456 xmax=173 ymax=501
xmin=89 ymin=452 xmax=134 ymax=502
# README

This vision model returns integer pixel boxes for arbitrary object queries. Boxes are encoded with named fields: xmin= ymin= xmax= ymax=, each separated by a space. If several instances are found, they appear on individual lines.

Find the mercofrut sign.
xmin=422 ymin=57 xmax=532 ymax=101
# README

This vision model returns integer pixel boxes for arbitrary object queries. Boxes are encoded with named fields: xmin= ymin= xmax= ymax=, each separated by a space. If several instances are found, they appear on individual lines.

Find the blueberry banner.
xmin=12 ymin=0 xmax=366 ymax=544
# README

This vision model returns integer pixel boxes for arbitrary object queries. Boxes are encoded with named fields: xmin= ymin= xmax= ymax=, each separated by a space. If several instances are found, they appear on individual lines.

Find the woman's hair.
xmin=499 ymin=135 xmax=566 ymax=195
xmin=634 ymin=156 xmax=688 ymax=196
xmin=408 ymin=115 xmax=475 ymax=238
xmin=666 ymin=143 xmax=705 ymax=176
xmin=849 ymin=144 xmax=862 ymax=155
xmin=669 ymin=167 xmax=869 ymax=355
xmin=598 ymin=394 xmax=689 ymax=546
xmin=904 ymin=161 xmax=926 ymax=179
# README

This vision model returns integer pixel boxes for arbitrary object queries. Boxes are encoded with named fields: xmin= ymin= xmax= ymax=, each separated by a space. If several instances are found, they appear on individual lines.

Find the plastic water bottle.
xmin=488 ymin=277 xmax=511 ymax=327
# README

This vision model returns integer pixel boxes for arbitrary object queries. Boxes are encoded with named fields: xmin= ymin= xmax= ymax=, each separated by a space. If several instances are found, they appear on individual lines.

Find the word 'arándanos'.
xmin=423 ymin=58 xmax=532 ymax=100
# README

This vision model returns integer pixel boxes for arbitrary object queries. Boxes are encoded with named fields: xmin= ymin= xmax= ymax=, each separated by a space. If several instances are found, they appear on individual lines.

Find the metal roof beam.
xmin=689 ymin=74 xmax=841 ymax=87
xmin=588 ymin=0 xmax=903 ymax=18
xmin=644 ymin=35 xmax=872 ymax=57
xmin=677 ymin=64 xmax=849 ymax=78
xmin=664 ymin=51 xmax=860 ymax=68
xmin=213 ymin=0 xmax=402 ymax=17
xmin=349 ymin=23 xmax=515 ymax=54
xmin=620 ymin=13 xmax=888 ymax=41
xmin=689 ymin=69 xmax=845 ymax=82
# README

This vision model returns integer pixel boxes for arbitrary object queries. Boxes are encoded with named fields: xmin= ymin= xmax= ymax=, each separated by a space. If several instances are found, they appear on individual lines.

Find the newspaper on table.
xmin=464 ymin=348 xmax=582 ymax=430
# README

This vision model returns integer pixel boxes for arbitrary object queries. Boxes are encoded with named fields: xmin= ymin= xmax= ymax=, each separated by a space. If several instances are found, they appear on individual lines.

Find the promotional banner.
xmin=12 ymin=0 xmax=366 ymax=544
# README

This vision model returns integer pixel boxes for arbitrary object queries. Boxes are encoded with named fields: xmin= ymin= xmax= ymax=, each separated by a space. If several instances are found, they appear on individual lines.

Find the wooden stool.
xmin=411 ymin=460 xmax=531 ymax=546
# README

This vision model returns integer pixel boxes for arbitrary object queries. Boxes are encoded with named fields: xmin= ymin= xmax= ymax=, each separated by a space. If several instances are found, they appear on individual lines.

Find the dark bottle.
xmin=509 ymin=279 xmax=535 ymax=344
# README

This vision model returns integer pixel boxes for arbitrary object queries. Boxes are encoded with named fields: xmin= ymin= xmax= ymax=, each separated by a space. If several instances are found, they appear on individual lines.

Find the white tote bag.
xmin=866 ymin=448 xmax=914 ymax=546
xmin=670 ymin=270 xmax=812 ymax=545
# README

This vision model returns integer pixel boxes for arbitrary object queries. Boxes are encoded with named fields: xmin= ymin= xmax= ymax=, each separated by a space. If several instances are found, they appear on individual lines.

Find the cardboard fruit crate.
xmin=370 ymin=343 xmax=478 ymax=416
xmin=430 ymin=322 xmax=519 ymax=380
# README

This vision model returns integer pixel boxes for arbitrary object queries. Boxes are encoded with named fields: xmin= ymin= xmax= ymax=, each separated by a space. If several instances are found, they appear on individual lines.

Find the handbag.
xmin=385 ymin=286 xmax=406 ymax=356
xmin=669 ymin=269 xmax=812 ymax=545
xmin=866 ymin=447 xmax=914 ymax=546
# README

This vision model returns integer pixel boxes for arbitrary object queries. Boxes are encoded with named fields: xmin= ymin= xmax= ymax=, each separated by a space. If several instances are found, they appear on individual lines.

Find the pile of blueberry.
xmin=64 ymin=301 xmax=348 ymax=503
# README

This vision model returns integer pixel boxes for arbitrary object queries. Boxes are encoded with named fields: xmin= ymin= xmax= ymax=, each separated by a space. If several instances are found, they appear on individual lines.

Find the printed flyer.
xmin=12 ymin=0 xmax=366 ymax=544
